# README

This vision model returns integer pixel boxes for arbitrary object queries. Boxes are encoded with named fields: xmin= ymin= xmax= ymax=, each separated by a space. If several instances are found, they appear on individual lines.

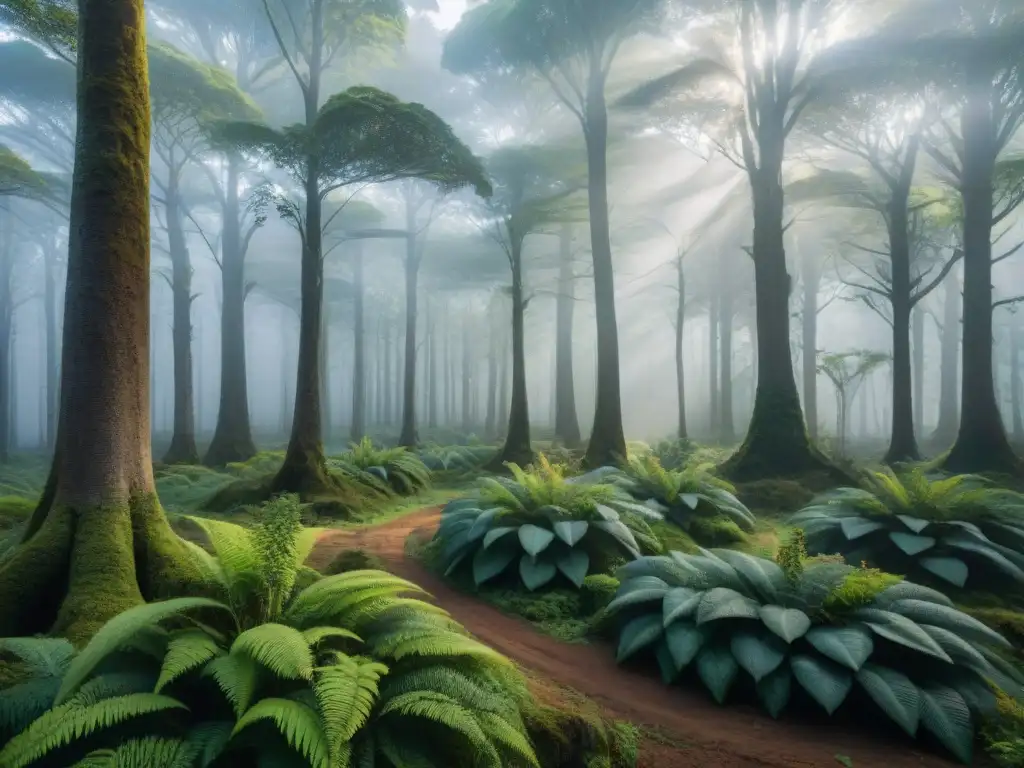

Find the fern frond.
xmin=155 ymin=629 xmax=224 ymax=693
xmin=231 ymin=697 xmax=329 ymax=768
xmin=183 ymin=720 xmax=233 ymax=766
xmin=70 ymin=672 xmax=158 ymax=706
xmin=286 ymin=573 xmax=428 ymax=627
xmin=57 ymin=597 xmax=230 ymax=704
xmin=0 ymin=694 xmax=187 ymax=768
xmin=388 ymin=632 xmax=508 ymax=664
xmin=72 ymin=736 xmax=198 ymax=768
xmin=302 ymin=626 xmax=362 ymax=648
xmin=378 ymin=691 xmax=501 ymax=765
xmin=314 ymin=653 xmax=387 ymax=763
xmin=231 ymin=623 xmax=314 ymax=680
xmin=377 ymin=665 xmax=509 ymax=715
xmin=477 ymin=710 xmax=539 ymax=767
xmin=202 ymin=652 xmax=259 ymax=717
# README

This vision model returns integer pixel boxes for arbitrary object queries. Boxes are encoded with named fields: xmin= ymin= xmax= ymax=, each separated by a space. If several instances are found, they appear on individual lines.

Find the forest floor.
xmin=308 ymin=506 xmax=962 ymax=768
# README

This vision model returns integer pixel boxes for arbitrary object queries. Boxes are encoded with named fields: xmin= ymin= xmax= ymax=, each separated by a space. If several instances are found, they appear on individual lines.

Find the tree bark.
xmin=492 ymin=233 xmax=532 ymax=466
xmin=161 ymin=174 xmax=200 ymax=465
xmin=884 ymin=198 xmax=920 ymax=464
xmin=581 ymin=63 xmax=626 ymax=467
xmin=554 ymin=223 xmax=581 ymax=446
xmin=942 ymin=76 xmax=1020 ymax=473
xmin=933 ymin=267 xmax=961 ymax=444
xmin=674 ymin=258 xmax=688 ymax=439
xmin=350 ymin=241 xmax=366 ymax=442
xmin=0 ymin=0 xmax=207 ymax=640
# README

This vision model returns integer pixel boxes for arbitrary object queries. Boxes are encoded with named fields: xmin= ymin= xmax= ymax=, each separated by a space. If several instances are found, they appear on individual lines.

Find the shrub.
xmin=650 ymin=437 xmax=698 ymax=470
xmin=0 ymin=495 xmax=537 ymax=768
xmin=791 ymin=469 xmax=1024 ymax=590
xmin=434 ymin=457 xmax=661 ymax=591
xmin=581 ymin=574 xmax=620 ymax=615
xmin=592 ymin=455 xmax=756 ymax=546
xmin=416 ymin=443 xmax=495 ymax=473
xmin=606 ymin=545 xmax=1023 ymax=764
xmin=323 ymin=547 xmax=387 ymax=575
xmin=333 ymin=437 xmax=432 ymax=495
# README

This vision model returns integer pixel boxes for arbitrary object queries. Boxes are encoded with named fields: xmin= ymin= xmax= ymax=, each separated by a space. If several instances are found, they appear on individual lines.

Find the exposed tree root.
xmin=0 ymin=494 xmax=213 ymax=644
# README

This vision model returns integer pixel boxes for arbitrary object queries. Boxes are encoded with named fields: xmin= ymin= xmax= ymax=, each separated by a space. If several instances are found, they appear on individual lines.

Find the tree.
xmin=553 ymin=221 xmax=582 ymax=446
xmin=444 ymin=0 xmax=673 ymax=467
xmin=817 ymin=349 xmax=889 ymax=455
xmin=218 ymin=86 xmax=488 ymax=495
xmin=147 ymin=43 xmax=261 ymax=465
xmin=0 ymin=0 xmax=208 ymax=641
xmin=618 ymin=0 xmax=876 ymax=480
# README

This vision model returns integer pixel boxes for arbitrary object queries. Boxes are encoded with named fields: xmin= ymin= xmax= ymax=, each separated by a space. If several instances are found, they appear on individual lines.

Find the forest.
xmin=0 ymin=0 xmax=1022 ymax=766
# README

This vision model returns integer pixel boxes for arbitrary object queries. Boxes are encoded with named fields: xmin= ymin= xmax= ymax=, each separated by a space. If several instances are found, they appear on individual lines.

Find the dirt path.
xmin=309 ymin=508 xmax=959 ymax=768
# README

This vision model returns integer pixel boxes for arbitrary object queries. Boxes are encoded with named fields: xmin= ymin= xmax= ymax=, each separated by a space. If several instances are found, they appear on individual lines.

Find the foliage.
xmin=984 ymin=688 xmax=1024 ymax=767
xmin=416 ymin=443 xmax=495 ymax=473
xmin=791 ymin=469 xmax=1024 ymax=590
xmin=333 ymin=438 xmax=432 ymax=496
xmin=432 ymin=457 xmax=662 ymax=592
xmin=593 ymin=455 xmax=756 ymax=546
xmin=606 ymin=544 xmax=1023 ymax=763
xmin=0 ymin=0 xmax=76 ymax=61
xmin=650 ymin=438 xmax=699 ymax=470
xmin=0 ymin=144 xmax=46 ymax=198
xmin=0 ymin=495 xmax=538 ymax=767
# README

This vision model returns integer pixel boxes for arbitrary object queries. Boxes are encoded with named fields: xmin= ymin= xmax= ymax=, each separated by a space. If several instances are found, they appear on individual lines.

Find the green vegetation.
xmin=792 ymin=469 xmax=1024 ymax=590
xmin=431 ymin=458 xmax=661 ymax=591
xmin=0 ymin=495 xmax=538 ymax=767
xmin=333 ymin=438 xmax=432 ymax=496
xmin=605 ymin=534 xmax=1023 ymax=763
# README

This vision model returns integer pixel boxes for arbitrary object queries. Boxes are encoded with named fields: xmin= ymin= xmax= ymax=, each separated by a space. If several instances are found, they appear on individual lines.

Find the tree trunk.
xmin=351 ymin=241 xmax=366 ymax=442
xmin=933 ymin=266 xmax=961 ymax=444
xmin=942 ymin=78 xmax=1019 ymax=473
xmin=398 ymin=227 xmax=419 ymax=445
xmin=162 ymin=176 xmax=200 ymax=465
xmin=44 ymin=234 xmax=58 ymax=451
xmin=674 ymin=259 xmax=688 ymax=439
xmin=800 ymin=249 xmax=820 ymax=439
xmin=498 ymin=321 xmax=510 ymax=438
xmin=719 ymin=286 xmax=734 ymax=442
xmin=203 ymin=158 xmax=256 ymax=465
xmin=912 ymin=304 xmax=925 ymax=433
xmin=582 ymin=63 xmax=626 ymax=467
xmin=708 ymin=294 xmax=719 ymax=437
xmin=721 ymin=134 xmax=833 ymax=480
xmin=320 ymin=298 xmax=332 ymax=443
xmin=0 ymin=0 xmax=207 ymax=640
xmin=461 ymin=317 xmax=472 ymax=432
xmin=485 ymin=305 xmax=498 ymax=439
xmin=492 ymin=234 xmax=532 ymax=466
xmin=884 ymin=199 xmax=920 ymax=464
xmin=554 ymin=223 xmax=581 ymax=446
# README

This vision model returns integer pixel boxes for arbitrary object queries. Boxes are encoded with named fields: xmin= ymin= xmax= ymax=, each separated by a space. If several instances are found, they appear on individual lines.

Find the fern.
xmin=231 ymin=698 xmax=329 ymax=768
xmin=73 ymin=736 xmax=199 ymax=768
xmin=313 ymin=653 xmax=387 ymax=763
xmin=0 ymin=693 xmax=187 ymax=768
xmin=231 ymin=623 xmax=314 ymax=681
xmin=378 ymin=690 xmax=502 ymax=766
xmin=155 ymin=629 xmax=223 ymax=693
xmin=202 ymin=652 xmax=259 ymax=717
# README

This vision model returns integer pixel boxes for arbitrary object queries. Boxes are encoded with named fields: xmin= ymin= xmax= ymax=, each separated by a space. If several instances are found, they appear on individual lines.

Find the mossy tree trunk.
xmin=554 ymin=222 xmax=581 ymax=447
xmin=162 ymin=167 xmax=200 ymax=465
xmin=581 ymin=62 xmax=626 ymax=468
xmin=205 ymin=155 xmax=257 ymax=465
xmin=941 ymin=79 xmax=1020 ymax=474
xmin=492 ymin=230 xmax=533 ymax=468
xmin=0 ymin=0 xmax=206 ymax=641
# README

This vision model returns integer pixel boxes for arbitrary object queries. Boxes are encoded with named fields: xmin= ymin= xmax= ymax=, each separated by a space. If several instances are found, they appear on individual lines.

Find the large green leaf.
xmin=711 ymin=550 xmax=784 ymax=601
xmin=884 ymin=599 xmax=1010 ymax=648
xmin=791 ymin=655 xmax=852 ymax=715
xmin=617 ymin=614 xmax=664 ymax=662
xmin=896 ymin=515 xmax=930 ymax=533
xmin=655 ymin=641 xmax=680 ymax=683
xmin=730 ymin=630 xmax=786 ymax=682
xmin=919 ymin=686 xmax=973 ymax=764
xmin=663 ymin=623 xmax=706 ymax=671
xmin=695 ymin=588 xmax=760 ymax=625
xmin=855 ymin=664 xmax=920 ymax=736
xmin=918 ymin=556 xmax=968 ymax=587
xmin=696 ymin=645 xmax=739 ymax=704
xmin=467 ymin=508 xmax=500 ymax=541
xmin=679 ymin=493 xmax=700 ymax=509
xmin=804 ymin=626 xmax=873 ymax=671
xmin=889 ymin=532 xmax=936 ymax=556
xmin=483 ymin=526 xmax=518 ymax=549
xmin=756 ymin=666 xmax=792 ymax=718
xmin=607 ymin=582 xmax=669 ymax=613
xmin=556 ymin=549 xmax=590 ymax=588
xmin=593 ymin=520 xmax=640 ymax=557
xmin=663 ymin=587 xmax=702 ymax=626
xmin=519 ymin=555 xmax=557 ymax=591
xmin=840 ymin=517 xmax=886 ymax=539
xmin=852 ymin=609 xmax=952 ymax=662
xmin=518 ymin=524 xmax=555 ymax=557
xmin=946 ymin=537 xmax=1024 ymax=582
xmin=472 ymin=541 xmax=518 ymax=585
xmin=552 ymin=520 xmax=588 ymax=546
xmin=758 ymin=606 xmax=810 ymax=643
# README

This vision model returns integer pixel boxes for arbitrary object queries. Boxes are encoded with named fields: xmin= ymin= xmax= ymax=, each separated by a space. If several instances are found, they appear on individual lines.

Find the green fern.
xmin=231 ymin=623 xmax=314 ymax=680
xmin=155 ymin=629 xmax=223 ymax=693
xmin=231 ymin=697 xmax=329 ymax=768
xmin=379 ymin=690 xmax=503 ymax=766
xmin=313 ymin=652 xmax=387 ymax=762
xmin=201 ymin=652 xmax=259 ymax=717
xmin=0 ymin=693 xmax=187 ymax=768
xmin=73 ymin=736 xmax=199 ymax=768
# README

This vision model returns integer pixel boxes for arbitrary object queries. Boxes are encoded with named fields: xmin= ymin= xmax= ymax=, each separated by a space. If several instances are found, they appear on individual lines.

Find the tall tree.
xmin=553 ymin=221 xmax=582 ymax=446
xmin=0 ymin=0 xmax=208 ymax=641
xmin=444 ymin=0 xmax=672 ymax=467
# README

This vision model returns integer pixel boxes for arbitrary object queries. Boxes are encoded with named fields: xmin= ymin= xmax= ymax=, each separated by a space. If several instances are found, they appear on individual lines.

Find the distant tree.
xmin=217 ymin=86 xmax=489 ymax=495
xmin=147 ymin=43 xmax=261 ymax=465
xmin=444 ymin=0 xmax=674 ymax=468
xmin=817 ymin=349 xmax=890 ymax=456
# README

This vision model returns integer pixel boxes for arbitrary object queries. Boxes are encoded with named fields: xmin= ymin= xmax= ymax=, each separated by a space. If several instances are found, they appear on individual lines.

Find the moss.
xmin=823 ymin=567 xmax=903 ymax=613
xmin=580 ymin=574 xmax=619 ymax=615
xmin=0 ymin=495 xmax=36 ymax=528
xmin=982 ymin=688 xmax=1024 ymax=767
xmin=646 ymin=520 xmax=698 ymax=555
xmin=962 ymin=607 xmax=1024 ymax=656
xmin=323 ymin=548 xmax=386 ymax=575
xmin=736 ymin=478 xmax=815 ymax=516
xmin=688 ymin=516 xmax=746 ymax=546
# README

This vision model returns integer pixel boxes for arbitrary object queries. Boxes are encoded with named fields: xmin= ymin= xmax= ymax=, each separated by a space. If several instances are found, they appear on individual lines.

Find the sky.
xmin=428 ymin=0 xmax=467 ymax=30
